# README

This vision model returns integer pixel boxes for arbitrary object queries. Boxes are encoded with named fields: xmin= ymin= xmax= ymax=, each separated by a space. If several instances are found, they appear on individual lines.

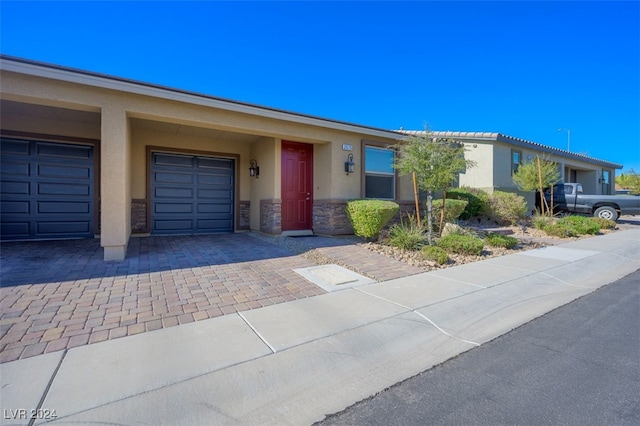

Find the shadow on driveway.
xmin=0 ymin=233 xmax=349 ymax=287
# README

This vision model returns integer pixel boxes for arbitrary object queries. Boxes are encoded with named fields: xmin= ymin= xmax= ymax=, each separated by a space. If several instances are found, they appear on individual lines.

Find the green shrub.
xmin=447 ymin=188 xmax=489 ymax=219
xmin=421 ymin=245 xmax=449 ymax=265
xmin=485 ymin=233 xmax=519 ymax=249
xmin=590 ymin=217 xmax=616 ymax=230
xmin=431 ymin=199 xmax=468 ymax=223
xmin=556 ymin=215 xmax=600 ymax=235
xmin=436 ymin=234 xmax=484 ymax=256
xmin=485 ymin=191 xmax=527 ymax=225
xmin=386 ymin=215 xmax=426 ymax=250
xmin=543 ymin=222 xmax=578 ymax=238
xmin=346 ymin=199 xmax=399 ymax=240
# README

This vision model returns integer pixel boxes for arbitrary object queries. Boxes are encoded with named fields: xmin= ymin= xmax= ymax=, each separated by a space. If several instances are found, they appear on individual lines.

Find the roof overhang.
xmin=400 ymin=130 xmax=623 ymax=169
xmin=0 ymin=55 xmax=404 ymax=141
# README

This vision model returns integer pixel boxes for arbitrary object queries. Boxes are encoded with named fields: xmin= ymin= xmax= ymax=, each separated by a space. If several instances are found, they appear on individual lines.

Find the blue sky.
xmin=2 ymin=1 xmax=639 ymax=173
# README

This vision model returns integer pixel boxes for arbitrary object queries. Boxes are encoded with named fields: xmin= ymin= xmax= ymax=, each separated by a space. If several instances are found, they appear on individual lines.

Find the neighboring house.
xmin=0 ymin=55 xmax=418 ymax=260
xmin=402 ymin=131 xmax=622 ymax=211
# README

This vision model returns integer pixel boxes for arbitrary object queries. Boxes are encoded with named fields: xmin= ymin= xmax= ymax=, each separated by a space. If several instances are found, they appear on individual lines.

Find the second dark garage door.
xmin=151 ymin=152 xmax=235 ymax=234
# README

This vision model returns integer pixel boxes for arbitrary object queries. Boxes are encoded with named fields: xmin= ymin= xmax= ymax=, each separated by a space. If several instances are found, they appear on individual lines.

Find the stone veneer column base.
xmin=312 ymin=200 xmax=352 ymax=235
xmin=260 ymin=199 xmax=282 ymax=234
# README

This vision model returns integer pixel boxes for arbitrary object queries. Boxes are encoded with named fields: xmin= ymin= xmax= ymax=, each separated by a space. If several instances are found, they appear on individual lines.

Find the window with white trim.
xmin=364 ymin=145 xmax=395 ymax=199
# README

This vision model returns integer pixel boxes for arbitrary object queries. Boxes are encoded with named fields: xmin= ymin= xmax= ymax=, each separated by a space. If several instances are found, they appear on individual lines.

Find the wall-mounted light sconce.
xmin=344 ymin=153 xmax=355 ymax=175
xmin=249 ymin=159 xmax=260 ymax=178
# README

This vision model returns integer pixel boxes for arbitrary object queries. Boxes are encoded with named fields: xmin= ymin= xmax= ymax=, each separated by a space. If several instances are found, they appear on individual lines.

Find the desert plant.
xmin=385 ymin=214 xmax=426 ymax=250
xmin=532 ymin=211 xmax=552 ymax=230
xmin=447 ymin=188 xmax=489 ymax=219
xmin=436 ymin=233 xmax=484 ymax=256
xmin=346 ymin=199 xmax=399 ymax=240
xmin=590 ymin=217 xmax=616 ymax=230
xmin=485 ymin=191 xmax=527 ymax=225
xmin=432 ymin=199 xmax=468 ymax=224
xmin=556 ymin=215 xmax=600 ymax=235
xmin=421 ymin=245 xmax=449 ymax=264
xmin=543 ymin=222 xmax=578 ymax=238
xmin=393 ymin=129 xmax=476 ymax=244
xmin=485 ymin=233 xmax=519 ymax=249
xmin=512 ymin=155 xmax=561 ymax=216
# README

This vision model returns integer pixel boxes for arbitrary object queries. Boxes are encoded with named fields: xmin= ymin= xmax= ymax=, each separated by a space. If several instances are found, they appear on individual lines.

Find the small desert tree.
xmin=394 ymin=130 xmax=475 ymax=244
xmin=512 ymin=155 xmax=561 ymax=216
xmin=616 ymin=170 xmax=640 ymax=195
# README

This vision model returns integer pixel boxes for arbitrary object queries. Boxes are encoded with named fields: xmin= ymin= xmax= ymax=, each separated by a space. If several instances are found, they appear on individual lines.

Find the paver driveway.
xmin=0 ymin=233 xmax=426 ymax=363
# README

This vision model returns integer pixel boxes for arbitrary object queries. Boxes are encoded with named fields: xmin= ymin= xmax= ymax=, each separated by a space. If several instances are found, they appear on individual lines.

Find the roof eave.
xmin=0 ymin=55 xmax=403 ymax=141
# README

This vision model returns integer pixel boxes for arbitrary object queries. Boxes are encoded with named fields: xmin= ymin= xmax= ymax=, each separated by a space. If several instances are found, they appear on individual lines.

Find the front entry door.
xmin=281 ymin=141 xmax=313 ymax=231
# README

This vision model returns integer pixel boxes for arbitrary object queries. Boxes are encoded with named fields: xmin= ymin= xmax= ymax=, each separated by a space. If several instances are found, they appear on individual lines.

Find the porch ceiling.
xmin=130 ymin=117 xmax=264 ymax=144
xmin=0 ymin=99 xmax=100 ymax=125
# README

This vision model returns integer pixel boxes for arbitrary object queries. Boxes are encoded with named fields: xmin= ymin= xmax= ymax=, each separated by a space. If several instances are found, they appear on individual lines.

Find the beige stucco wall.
xmin=459 ymin=141 xmax=495 ymax=191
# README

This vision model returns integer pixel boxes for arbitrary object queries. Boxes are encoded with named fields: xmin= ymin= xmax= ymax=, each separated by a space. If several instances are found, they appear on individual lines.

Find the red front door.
xmin=281 ymin=141 xmax=313 ymax=231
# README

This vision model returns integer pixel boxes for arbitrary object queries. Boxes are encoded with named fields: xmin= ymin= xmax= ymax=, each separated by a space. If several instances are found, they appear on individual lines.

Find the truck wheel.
xmin=594 ymin=206 xmax=618 ymax=221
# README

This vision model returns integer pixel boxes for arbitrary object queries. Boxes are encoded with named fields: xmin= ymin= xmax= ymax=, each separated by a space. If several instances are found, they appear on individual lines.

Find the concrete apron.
xmin=2 ymin=229 xmax=639 ymax=426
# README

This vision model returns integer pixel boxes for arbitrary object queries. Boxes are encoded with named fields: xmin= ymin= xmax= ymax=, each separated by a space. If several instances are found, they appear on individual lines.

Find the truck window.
xmin=564 ymin=185 xmax=573 ymax=195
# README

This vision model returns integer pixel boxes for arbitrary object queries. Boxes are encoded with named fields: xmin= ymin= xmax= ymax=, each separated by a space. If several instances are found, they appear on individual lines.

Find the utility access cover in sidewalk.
xmin=293 ymin=264 xmax=375 ymax=292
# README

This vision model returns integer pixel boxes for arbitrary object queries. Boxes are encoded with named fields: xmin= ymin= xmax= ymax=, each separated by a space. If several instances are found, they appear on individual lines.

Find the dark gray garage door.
xmin=1 ymin=137 xmax=95 ymax=240
xmin=151 ymin=152 xmax=234 ymax=234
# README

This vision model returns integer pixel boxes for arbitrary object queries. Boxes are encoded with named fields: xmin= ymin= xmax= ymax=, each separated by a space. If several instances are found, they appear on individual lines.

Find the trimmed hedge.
xmin=447 ymin=188 xmax=489 ymax=219
xmin=346 ymin=199 xmax=399 ymax=239
xmin=485 ymin=191 xmax=527 ymax=225
xmin=432 ymin=199 xmax=468 ymax=223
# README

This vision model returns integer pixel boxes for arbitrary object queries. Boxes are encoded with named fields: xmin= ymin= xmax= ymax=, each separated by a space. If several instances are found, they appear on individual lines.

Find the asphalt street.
xmin=319 ymin=269 xmax=640 ymax=426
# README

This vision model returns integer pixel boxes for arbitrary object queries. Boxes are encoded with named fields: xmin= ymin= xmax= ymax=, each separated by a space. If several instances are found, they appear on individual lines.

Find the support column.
xmin=100 ymin=106 xmax=131 ymax=261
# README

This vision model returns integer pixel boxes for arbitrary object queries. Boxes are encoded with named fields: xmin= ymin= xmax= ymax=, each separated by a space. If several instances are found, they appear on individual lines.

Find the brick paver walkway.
xmin=0 ymin=233 xmax=426 ymax=364
xmin=0 ymin=234 xmax=324 ymax=363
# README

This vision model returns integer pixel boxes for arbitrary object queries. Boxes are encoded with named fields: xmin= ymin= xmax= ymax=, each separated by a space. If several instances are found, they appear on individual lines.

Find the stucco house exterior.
xmin=1 ymin=56 xmax=623 ymax=261
xmin=0 ymin=56 xmax=419 ymax=260
xmin=402 ymin=130 xmax=622 ymax=210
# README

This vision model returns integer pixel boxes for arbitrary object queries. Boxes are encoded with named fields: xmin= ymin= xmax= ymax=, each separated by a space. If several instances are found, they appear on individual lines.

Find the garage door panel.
xmin=1 ymin=162 xmax=30 ymax=176
xmin=153 ymin=171 xmax=193 ymax=185
xmin=151 ymin=152 xmax=234 ymax=234
xmin=37 ymin=142 xmax=92 ymax=159
xmin=198 ymin=157 xmax=232 ymax=170
xmin=1 ymin=222 xmax=30 ymax=237
xmin=38 ymin=182 xmax=91 ymax=196
xmin=154 ymin=203 xmax=194 ymax=214
xmin=37 ymin=201 xmax=91 ymax=214
xmin=2 ymin=140 xmax=30 ymax=155
xmin=197 ymin=174 xmax=232 ymax=186
xmin=37 ymin=221 xmax=91 ymax=235
xmin=154 ymin=153 xmax=193 ymax=167
xmin=2 ymin=201 xmax=31 ymax=214
xmin=197 ymin=203 xmax=232 ymax=214
xmin=154 ymin=187 xmax=194 ymax=199
xmin=38 ymin=164 xmax=91 ymax=179
xmin=154 ymin=220 xmax=194 ymax=231
xmin=0 ymin=138 xmax=94 ymax=240
xmin=197 ymin=188 xmax=233 ymax=200
xmin=1 ymin=181 xmax=30 ymax=195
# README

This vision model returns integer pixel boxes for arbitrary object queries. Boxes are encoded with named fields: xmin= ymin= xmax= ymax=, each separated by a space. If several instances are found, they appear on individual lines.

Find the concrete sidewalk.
xmin=2 ymin=229 xmax=639 ymax=425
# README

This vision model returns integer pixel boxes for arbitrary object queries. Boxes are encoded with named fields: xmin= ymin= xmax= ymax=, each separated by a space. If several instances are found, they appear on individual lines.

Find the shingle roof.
xmin=399 ymin=130 xmax=622 ymax=169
